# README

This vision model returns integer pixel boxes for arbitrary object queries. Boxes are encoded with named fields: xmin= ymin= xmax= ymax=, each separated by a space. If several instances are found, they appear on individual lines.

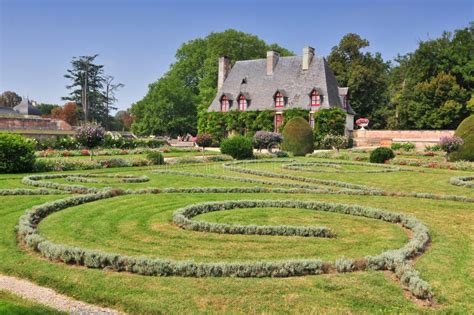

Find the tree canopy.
xmin=0 ymin=91 xmax=22 ymax=107
xmin=389 ymin=23 xmax=473 ymax=129
xmin=328 ymin=33 xmax=390 ymax=129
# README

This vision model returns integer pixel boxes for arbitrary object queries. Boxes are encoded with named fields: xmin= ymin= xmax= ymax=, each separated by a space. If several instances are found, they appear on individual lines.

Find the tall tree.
xmin=104 ymin=75 xmax=124 ymax=120
xmin=328 ymin=33 xmax=390 ymax=129
xmin=391 ymin=23 xmax=473 ymax=129
xmin=131 ymin=29 xmax=293 ymax=136
xmin=62 ymin=55 xmax=107 ymax=124
xmin=0 ymin=91 xmax=22 ymax=107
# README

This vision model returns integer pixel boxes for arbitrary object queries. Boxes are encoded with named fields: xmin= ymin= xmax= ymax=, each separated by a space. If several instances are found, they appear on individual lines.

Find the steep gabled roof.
xmin=13 ymin=98 xmax=41 ymax=116
xmin=208 ymin=55 xmax=347 ymax=112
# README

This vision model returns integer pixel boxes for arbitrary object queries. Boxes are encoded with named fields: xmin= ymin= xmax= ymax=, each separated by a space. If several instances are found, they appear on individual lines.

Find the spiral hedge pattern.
xmin=16 ymin=158 xmax=474 ymax=301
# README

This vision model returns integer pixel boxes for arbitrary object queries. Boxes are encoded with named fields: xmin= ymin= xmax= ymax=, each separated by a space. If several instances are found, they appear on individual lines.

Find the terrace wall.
xmin=353 ymin=129 xmax=454 ymax=149
xmin=0 ymin=116 xmax=74 ymax=139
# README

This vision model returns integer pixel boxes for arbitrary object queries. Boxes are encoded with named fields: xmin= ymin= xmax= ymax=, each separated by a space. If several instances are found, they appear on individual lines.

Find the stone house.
xmin=208 ymin=46 xmax=355 ymax=133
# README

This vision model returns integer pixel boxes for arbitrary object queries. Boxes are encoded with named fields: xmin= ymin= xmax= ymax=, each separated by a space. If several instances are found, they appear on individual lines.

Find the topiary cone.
xmin=450 ymin=115 xmax=474 ymax=162
xmin=281 ymin=117 xmax=314 ymax=156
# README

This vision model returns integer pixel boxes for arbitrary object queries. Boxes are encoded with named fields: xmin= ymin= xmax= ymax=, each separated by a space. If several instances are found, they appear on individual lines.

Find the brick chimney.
xmin=302 ymin=46 xmax=315 ymax=70
xmin=218 ymin=56 xmax=231 ymax=90
xmin=266 ymin=50 xmax=280 ymax=75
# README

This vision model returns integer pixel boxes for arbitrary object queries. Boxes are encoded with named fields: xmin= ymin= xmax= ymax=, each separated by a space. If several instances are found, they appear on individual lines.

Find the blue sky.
xmin=1 ymin=0 xmax=472 ymax=112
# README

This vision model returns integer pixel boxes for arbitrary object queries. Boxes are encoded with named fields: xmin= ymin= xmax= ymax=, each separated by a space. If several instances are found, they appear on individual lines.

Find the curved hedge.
xmin=450 ymin=115 xmax=474 ymax=161
xmin=449 ymin=176 xmax=474 ymax=188
xmin=17 ymin=195 xmax=432 ymax=298
xmin=281 ymin=117 xmax=314 ymax=156
xmin=173 ymin=200 xmax=335 ymax=238
xmin=282 ymin=160 xmax=404 ymax=173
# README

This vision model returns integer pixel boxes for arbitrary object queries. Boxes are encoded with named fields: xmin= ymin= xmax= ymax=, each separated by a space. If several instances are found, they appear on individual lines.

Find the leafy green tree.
xmin=0 ymin=91 xmax=22 ymax=107
xmin=131 ymin=74 xmax=195 ymax=137
xmin=328 ymin=34 xmax=390 ymax=129
xmin=36 ymin=103 xmax=60 ymax=116
xmin=132 ymin=29 xmax=293 ymax=137
xmin=313 ymin=108 xmax=346 ymax=147
xmin=390 ymin=23 xmax=473 ymax=129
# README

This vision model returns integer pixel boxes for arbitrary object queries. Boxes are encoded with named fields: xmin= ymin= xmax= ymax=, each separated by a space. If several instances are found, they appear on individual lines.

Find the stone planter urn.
xmin=356 ymin=118 xmax=369 ymax=130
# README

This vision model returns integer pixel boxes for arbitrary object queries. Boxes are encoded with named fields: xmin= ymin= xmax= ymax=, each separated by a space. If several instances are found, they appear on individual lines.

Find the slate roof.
xmin=209 ymin=55 xmax=355 ymax=115
xmin=13 ymin=98 xmax=41 ymax=116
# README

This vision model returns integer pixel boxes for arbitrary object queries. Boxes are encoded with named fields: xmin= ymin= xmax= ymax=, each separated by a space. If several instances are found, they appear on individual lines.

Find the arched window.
xmin=238 ymin=95 xmax=247 ymax=111
xmin=310 ymin=90 xmax=320 ymax=107
xmin=275 ymin=92 xmax=284 ymax=108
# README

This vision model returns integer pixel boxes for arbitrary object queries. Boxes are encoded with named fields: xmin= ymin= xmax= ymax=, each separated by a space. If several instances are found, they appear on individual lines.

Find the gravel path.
xmin=0 ymin=274 xmax=123 ymax=314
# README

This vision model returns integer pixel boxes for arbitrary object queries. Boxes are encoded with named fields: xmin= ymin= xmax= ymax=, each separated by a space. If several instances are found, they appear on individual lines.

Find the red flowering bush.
xmin=81 ymin=149 xmax=90 ymax=156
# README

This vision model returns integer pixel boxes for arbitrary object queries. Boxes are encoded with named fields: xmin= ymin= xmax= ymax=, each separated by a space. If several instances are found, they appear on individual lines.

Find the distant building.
xmin=0 ymin=97 xmax=73 ymax=138
xmin=208 ymin=46 xmax=355 ymax=133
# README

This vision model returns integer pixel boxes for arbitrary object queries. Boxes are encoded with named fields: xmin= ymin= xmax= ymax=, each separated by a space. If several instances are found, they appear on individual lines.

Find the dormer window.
xmin=275 ymin=92 xmax=284 ymax=108
xmin=310 ymin=90 xmax=321 ymax=107
xmin=221 ymin=95 xmax=229 ymax=112
xmin=343 ymin=96 xmax=348 ymax=109
xmin=238 ymin=95 xmax=247 ymax=111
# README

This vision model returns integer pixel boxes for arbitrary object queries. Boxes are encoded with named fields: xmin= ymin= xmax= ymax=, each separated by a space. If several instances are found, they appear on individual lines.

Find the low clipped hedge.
xmin=282 ymin=160 xmax=404 ymax=173
xmin=449 ymin=176 xmax=474 ymax=188
xmin=173 ymin=200 xmax=335 ymax=238
xmin=220 ymin=136 xmax=253 ymax=160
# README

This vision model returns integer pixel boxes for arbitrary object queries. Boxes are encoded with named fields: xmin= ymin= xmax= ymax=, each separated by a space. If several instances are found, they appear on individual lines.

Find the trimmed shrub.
xmin=321 ymin=134 xmax=348 ymax=151
xmin=146 ymin=151 xmax=165 ymax=165
xmin=281 ymin=117 xmax=314 ymax=156
xmin=369 ymin=147 xmax=395 ymax=164
xmin=0 ymin=133 xmax=36 ymax=173
xmin=220 ymin=136 xmax=253 ymax=160
xmin=252 ymin=131 xmax=283 ymax=151
xmin=195 ymin=134 xmax=213 ymax=149
xmin=313 ymin=108 xmax=346 ymax=148
xmin=449 ymin=116 xmax=473 ymax=161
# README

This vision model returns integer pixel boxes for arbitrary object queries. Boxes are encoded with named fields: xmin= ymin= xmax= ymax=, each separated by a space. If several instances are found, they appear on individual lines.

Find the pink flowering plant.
xmin=439 ymin=135 xmax=464 ymax=161
xmin=75 ymin=124 xmax=105 ymax=160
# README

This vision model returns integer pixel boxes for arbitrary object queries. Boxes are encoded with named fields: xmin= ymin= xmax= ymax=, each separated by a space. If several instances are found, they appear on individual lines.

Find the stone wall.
xmin=353 ymin=129 xmax=454 ymax=149
xmin=0 ymin=116 xmax=72 ymax=131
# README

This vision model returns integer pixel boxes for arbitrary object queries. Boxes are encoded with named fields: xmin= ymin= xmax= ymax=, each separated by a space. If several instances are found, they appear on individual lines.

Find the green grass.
xmin=0 ymin=156 xmax=473 ymax=313
xmin=0 ymin=291 xmax=63 ymax=315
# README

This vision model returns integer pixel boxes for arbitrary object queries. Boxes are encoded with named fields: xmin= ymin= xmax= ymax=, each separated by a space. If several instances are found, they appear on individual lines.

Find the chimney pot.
xmin=266 ymin=50 xmax=280 ymax=75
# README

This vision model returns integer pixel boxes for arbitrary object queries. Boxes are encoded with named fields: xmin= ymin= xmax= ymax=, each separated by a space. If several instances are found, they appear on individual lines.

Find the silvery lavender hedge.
xmin=449 ymin=176 xmax=474 ymax=188
xmin=282 ymin=160 xmax=405 ymax=173
xmin=173 ymin=200 xmax=335 ymax=238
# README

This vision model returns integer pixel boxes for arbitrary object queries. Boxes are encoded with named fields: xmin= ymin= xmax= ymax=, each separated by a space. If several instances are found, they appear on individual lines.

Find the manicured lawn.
xmin=0 ymin=156 xmax=472 ymax=313
xmin=0 ymin=291 xmax=63 ymax=315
